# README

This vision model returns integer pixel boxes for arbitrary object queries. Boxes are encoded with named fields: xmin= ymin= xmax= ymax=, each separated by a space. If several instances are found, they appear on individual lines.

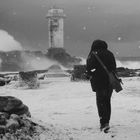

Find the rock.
xmin=0 ymin=96 xmax=31 ymax=117
xmin=4 ymin=96 xmax=23 ymax=112
xmin=71 ymin=65 xmax=88 ymax=81
xmin=0 ymin=125 xmax=6 ymax=134
xmin=6 ymin=119 xmax=20 ymax=131
xmin=19 ymin=71 xmax=40 ymax=89
xmin=10 ymin=104 xmax=31 ymax=117
xmin=19 ymin=118 xmax=32 ymax=128
xmin=10 ymin=114 xmax=20 ymax=121
xmin=46 ymin=48 xmax=81 ymax=67
xmin=0 ymin=112 xmax=9 ymax=125
xmin=0 ymin=113 xmax=48 ymax=140
xmin=0 ymin=76 xmax=11 ymax=86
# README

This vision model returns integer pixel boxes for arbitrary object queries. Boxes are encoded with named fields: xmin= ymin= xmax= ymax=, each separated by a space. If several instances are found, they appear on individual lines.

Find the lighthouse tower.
xmin=46 ymin=8 xmax=66 ymax=48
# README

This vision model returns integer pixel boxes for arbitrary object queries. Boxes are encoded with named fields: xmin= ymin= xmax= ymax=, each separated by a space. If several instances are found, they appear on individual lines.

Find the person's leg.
xmin=96 ymin=91 xmax=103 ymax=123
xmin=96 ymin=88 xmax=113 ymax=129
xmin=102 ymin=88 xmax=112 ymax=125
xmin=96 ymin=90 xmax=106 ymax=127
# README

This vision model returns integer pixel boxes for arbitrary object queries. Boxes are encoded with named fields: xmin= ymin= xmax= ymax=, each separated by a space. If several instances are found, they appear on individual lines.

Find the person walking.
xmin=86 ymin=40 xmax=116 ymax=131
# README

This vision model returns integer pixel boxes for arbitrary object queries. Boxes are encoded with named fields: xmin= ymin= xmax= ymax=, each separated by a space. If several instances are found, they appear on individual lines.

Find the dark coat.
xmin=86 ymin=42 xmax=116 ymax=91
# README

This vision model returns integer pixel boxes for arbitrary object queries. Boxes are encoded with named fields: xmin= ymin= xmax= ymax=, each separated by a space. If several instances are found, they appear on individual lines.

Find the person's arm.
xmin=109 ymin=52 xmax=117 ymax=72
xmin=86 ymin=52 xmax=96 ymax=75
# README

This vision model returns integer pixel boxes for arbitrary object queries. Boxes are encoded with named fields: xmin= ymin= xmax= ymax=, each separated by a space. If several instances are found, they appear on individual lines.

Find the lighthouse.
xmin=46 ymin=8 xmax=66 ymax=48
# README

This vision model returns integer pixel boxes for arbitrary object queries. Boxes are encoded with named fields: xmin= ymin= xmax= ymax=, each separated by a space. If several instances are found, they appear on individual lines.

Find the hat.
xmin=91 ymin=40 xmax=108 ymax=51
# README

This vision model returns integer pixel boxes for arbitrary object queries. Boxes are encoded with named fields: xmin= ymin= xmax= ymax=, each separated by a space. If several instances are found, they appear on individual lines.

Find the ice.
xmin=0 ymin=77 xmax=140 ymax=139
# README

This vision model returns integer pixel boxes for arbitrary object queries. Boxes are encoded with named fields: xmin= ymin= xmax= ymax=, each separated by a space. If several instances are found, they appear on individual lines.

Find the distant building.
xmin=46 ymin=7 xmax=66 ymax=48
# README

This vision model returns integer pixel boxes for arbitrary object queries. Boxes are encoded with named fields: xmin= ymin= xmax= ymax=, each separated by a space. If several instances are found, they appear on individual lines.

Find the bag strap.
xmin=92 ymin=52 xmax=123 ymax=84
xmin=92 ymin=52 xmax=110 ymax=75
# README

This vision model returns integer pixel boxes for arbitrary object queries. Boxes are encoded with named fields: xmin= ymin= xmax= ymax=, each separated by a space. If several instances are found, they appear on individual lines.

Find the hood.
xmin=91 ymin=40 xmax=108 ymax=52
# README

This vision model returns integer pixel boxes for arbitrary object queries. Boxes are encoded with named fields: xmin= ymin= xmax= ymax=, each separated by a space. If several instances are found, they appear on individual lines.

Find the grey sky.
xmin=0 ymin=0 xmax=140 ymax=57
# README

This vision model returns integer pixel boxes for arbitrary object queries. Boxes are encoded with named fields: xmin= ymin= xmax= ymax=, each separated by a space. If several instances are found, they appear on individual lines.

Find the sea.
xmin=116 ymin=57 xmax=140 ymax=69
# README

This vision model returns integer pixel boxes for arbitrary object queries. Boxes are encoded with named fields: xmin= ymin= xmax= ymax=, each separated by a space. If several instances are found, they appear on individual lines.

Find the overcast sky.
xmin=1 ymin=0 xmax=140 ymax=57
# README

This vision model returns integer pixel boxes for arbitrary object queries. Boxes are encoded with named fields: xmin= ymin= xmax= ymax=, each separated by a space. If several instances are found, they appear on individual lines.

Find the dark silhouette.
xmin=86 ymin=40 xmax=116 ymax=131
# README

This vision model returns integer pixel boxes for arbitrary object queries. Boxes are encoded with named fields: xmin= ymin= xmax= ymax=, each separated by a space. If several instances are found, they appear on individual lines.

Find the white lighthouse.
xmin=46 ymin=8 xmax=66 ymax=48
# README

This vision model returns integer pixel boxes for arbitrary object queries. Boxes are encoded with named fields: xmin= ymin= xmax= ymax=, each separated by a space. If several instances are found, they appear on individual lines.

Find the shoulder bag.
xmin=92 ymin=52 xmax=123 ymax=93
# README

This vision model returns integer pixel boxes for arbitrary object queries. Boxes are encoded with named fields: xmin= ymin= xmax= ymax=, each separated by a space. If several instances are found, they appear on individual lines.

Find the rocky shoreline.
xmin=0 ymin=96 xmax=46 ymax=140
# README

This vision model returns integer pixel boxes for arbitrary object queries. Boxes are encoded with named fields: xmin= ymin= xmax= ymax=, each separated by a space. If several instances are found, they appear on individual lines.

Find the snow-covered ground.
xmin=1 ymin=77 xmax=140 ymax=140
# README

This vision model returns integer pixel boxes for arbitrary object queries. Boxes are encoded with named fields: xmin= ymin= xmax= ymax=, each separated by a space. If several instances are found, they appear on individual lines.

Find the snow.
xmin=1 ymin=77 xmax=140 ymax=139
